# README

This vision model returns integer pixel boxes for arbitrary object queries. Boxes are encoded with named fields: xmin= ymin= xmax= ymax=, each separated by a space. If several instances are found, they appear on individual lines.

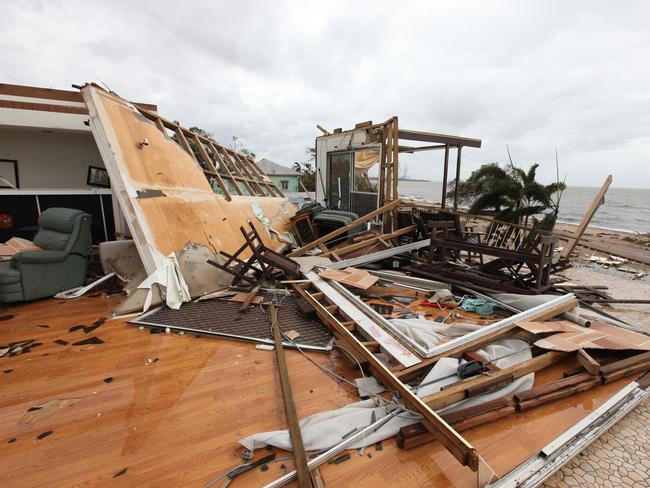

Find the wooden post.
xmin=441 ymin=144 xmax=449 ymax=209
xmin=391 ymin=117 xmax=399 ymax=230
xmin=270 ymin=305 xmax=313 ymax=488
xmin=453 ymin=145 xmax=462 ymax=212
xmin=561 ymin=175 xmax=613 ymax=259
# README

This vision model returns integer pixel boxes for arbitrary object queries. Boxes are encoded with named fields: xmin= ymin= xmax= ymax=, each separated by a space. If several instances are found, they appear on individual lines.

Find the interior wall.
xmin=0 ymin=127 xmax=104 ymax=189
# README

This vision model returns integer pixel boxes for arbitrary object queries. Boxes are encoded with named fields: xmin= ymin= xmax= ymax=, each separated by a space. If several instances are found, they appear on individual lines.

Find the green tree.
xmin=293 ymin=147 xmax=317 ymax=191
xmin=239 ymin=148 xmax=256 ymax=160
xmin=449 ymin=162 xmax=566 ymax=229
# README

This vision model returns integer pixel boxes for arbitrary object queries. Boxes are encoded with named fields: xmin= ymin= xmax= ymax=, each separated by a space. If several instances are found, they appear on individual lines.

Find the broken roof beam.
xmin=294 ymin=275 xmax=481 ymax=471
xmin=398 ymin=144 xmax=447 ymax=153
xmin=188 ymin=132 xmax=231 ymax=200
xmin=135 ymin=105 xmax=283 ymax=198
xmin=398 ymin=129 xmax=482 ymax=148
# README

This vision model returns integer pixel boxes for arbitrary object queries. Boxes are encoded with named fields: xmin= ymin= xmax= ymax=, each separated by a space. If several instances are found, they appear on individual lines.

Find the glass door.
xmin=327 ymin=152 xmax=352 ymax=211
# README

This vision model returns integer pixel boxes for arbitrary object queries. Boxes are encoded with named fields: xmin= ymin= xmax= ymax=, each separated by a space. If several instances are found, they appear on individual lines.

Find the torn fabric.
xmin=251 ymin=203 xmax=297 ymax=246
xmin=137 ymin=249 xmax=191 ymax=311
xmin=387 ymin=319 xmax=482 ymax=350
xmin=239 ymin=338 xmax=532 ymax=453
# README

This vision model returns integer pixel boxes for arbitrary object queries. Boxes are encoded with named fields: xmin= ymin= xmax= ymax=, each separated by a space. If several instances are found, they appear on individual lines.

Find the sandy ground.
xmin=554 ymin=222 xmax=650 ymax=267
xmin=558 ymin=265 xmax=650 ymax=333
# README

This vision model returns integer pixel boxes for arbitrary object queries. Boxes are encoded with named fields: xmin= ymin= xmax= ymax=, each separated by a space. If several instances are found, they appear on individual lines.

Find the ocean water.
xmin=396 ymin=180 xmax=650 ymax=234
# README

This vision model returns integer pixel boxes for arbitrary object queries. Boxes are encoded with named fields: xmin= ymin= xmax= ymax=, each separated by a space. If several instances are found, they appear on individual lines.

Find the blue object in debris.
xmin=460 ymin=298 xmax=496 ymax=316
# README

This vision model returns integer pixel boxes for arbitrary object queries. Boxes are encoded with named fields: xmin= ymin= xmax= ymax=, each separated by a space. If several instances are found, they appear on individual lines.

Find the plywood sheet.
xmin=82 ymin=86 xmax=295 ymax=273
xmin=318 ymin=267 xmax=379 ymax=289
xmin=518 ymin=319 xmax=650 ymax=352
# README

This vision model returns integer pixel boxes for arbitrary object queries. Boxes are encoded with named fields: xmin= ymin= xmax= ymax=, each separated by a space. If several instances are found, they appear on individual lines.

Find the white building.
xmin=0 ymin=83 xmax=156 ymax=243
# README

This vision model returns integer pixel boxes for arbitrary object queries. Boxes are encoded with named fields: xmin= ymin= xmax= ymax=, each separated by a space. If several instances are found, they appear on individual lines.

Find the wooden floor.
xmin=0 ymin=295 xmax=632 ymax=487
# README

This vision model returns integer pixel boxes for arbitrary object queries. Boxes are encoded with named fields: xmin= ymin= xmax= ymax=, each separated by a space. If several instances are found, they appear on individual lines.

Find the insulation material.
xmin=318 ymin=267 xmax=379 ymax=289
xmin=251 ymin=203 xmax=296 ymax=246
xmin=354 ymin=148 xmax=380 ymax=171
xmin=82 ymin=85 xmax=295 ymax=274
xmin=519 ymin=320 xmax=650 ymax=352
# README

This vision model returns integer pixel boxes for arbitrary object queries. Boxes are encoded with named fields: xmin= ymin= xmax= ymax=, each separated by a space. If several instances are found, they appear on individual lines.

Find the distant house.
xmin=256 ymin=159 xmax=300 ymax=193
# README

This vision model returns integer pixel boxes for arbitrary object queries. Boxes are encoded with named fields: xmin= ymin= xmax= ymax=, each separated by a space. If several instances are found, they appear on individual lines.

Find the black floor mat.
xmin=130 ymin=291 xmax=334 ymax=351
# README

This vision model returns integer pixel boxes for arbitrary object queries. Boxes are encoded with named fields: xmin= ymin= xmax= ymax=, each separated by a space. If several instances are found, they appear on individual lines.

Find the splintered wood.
xmin=518 ymin=320 xmax=650 ymax=352
xmin=0 ymin=237 xmax=40 ymax=259
xmin=318 ymin=267 xmax=378 ymax=289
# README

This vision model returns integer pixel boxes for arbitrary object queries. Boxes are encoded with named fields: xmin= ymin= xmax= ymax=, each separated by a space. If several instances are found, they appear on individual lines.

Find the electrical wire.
xmin=267 ymin=297 xmax=421 ymax=420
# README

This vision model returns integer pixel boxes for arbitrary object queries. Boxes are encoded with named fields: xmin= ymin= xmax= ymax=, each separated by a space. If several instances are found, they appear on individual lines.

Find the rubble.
xmin=0 ymin=92 xmax=648 ymax=488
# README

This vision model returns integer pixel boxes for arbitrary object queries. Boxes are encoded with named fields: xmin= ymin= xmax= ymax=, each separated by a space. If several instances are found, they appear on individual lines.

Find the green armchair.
xmin=0 ymin=208 xmax=92 ymax=302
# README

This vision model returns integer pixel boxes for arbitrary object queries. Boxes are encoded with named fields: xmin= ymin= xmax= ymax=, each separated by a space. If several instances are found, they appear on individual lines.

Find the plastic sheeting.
xmin=251 ymin=202 xmax=297 ymax=247
xmin=137 ymin=248 xmax=191 ymax=311
xmin=239 ymin=328 xmax=532 ymax=453
xmin=388 ymin=319 xmax=482 ymax=350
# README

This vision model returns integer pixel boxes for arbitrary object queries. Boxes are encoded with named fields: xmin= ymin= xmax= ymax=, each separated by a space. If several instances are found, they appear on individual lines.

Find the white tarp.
xmin=240 ymin=326 xmax=532 ymax=453
xmin=137 ymin=248 xmax=191 ymax=311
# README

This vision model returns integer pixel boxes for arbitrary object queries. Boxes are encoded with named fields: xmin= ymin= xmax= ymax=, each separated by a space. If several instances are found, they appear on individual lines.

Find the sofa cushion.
xmin=0 ymin=260 xmax=20 ymax=285
xmin=38 ymin=208 xmax=87 ymax=233
xmin=33 ymin=229 xmax=70 ymax=251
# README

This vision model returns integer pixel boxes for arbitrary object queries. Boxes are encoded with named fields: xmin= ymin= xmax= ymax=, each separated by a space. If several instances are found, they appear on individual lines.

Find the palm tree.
xmin=452 ymin=162 xmax=566 ymax=229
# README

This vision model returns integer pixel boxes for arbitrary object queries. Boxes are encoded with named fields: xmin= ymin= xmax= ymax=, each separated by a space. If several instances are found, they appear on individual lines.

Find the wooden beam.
xmin=576 ymin=349 xmax=600 ymax=375
xmin=319 ymin=225 xmax=416 ymax=258
xmin=316 ymin=124 xmax=330 ymax=135
xmin=392 ymin=117 xmax=399 ymax=229
xmin=270 ymin=305 xmax=313 ymax=488
xmin=288 ymin=200 xmax=401 ymax=257
xmin=441 ymin=145 xmax=449 ymax=209
xmin=207 ymin=141 xmax=244 ymax=196
xmin=397 ymin=129 xmax=482 ymax=148
xmin=453 ymin=145 xmax=462 ymax=212
xmin=174 ymin=126 xmax=195 ymax=160
xmin=191 ymin=133 xmax=231 ymax=201
xmin=293 ymin=282 xmax=480 ymax=471
xmin=420 ymin=351 xmax=567 ymax=410
xmin=394 ymin=298 xmax=579 ymax=381
xmin=398 ymin=144 xmax=446 ymax=153
xmin=561 ymin=175 xmax=613 ymax=258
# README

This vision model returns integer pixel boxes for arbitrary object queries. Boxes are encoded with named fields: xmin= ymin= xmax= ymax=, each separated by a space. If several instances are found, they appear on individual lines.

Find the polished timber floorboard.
xmin=0 ymin=295 xmax=630 ymax=487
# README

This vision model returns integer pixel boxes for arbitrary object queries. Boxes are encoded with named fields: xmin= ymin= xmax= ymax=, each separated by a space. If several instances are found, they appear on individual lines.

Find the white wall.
xmin=0 ymin=127 xmax=104 ymax=189
xmin=0 ymin=105 xmax=90 ymax=132
xmin=315 ymin=129 xmax=379 ymax=204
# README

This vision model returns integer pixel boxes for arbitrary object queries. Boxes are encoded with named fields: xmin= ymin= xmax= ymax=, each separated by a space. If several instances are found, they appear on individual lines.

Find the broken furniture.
xmin=208 ymin=222 xmax=301 ymax=286
xmin=407 ymin=216 xmax=561 ymax=293
xmin=0 ymin=207 xmax=91 ymax=302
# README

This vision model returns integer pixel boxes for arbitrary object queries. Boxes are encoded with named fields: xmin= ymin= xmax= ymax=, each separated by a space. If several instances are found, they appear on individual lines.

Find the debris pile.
xmin=2 ymin=85 xmax=648 ymax=488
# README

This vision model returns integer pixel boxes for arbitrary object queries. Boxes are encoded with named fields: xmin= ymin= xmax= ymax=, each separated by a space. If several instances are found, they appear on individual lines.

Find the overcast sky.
xmin=3 ymin=1 xmax=650 ymax=188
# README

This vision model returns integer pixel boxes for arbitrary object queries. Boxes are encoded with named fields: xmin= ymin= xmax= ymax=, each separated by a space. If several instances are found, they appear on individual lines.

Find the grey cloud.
xmin=2 ymin=0 xmax=649 ymax=188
